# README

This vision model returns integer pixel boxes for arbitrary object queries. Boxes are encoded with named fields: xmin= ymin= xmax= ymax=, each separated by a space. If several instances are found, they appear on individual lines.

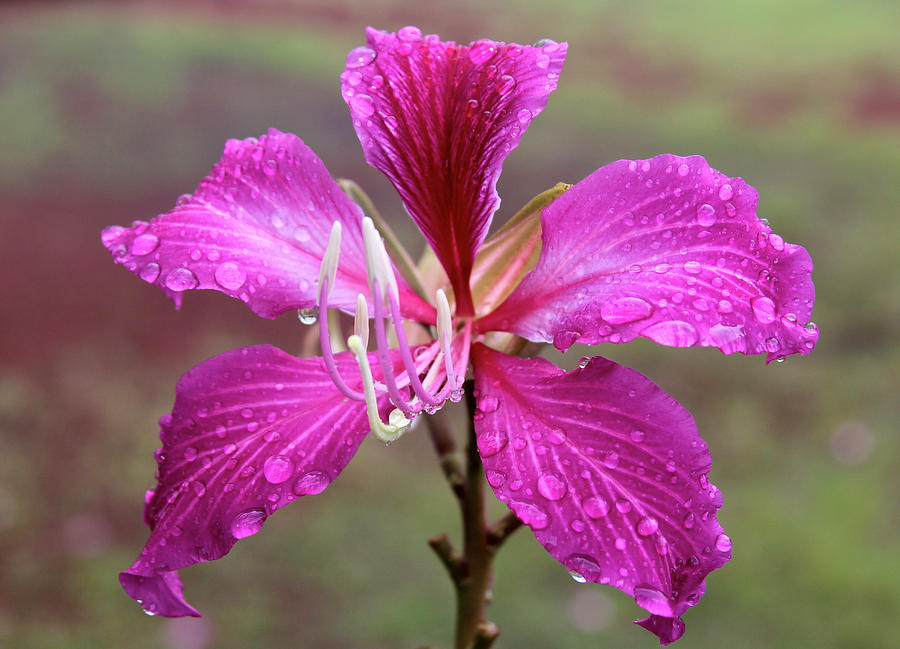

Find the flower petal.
xmin=340 ymin=27 xmax=567 ymax=316
xmin=477 ymin=155 xmax=818 ymax=361
xmin=119 ymin=344 xmax=397 ymax=617
xmin=102 ymin=128 xmax=433 ymax=322
xmin=471 ymin=344 xmax=730 ymax=643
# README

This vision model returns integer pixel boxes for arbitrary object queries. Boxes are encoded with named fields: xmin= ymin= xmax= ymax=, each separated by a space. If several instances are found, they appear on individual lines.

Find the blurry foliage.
xmin=0 ymin=1 xmax=898 ymax=648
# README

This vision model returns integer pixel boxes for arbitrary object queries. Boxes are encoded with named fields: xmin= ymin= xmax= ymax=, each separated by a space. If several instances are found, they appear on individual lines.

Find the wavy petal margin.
xmin=119 ymin=345 xmax=398 ymax=617
xmin=340 ymin=26 xmax=567 ymax=315
xmin=102 ymin=129 xmax=433 ymax=322
xmin=471 ymin=344 xmax=731 ymax=644
xmin=478 ymin=155 xmax=817 ymax=361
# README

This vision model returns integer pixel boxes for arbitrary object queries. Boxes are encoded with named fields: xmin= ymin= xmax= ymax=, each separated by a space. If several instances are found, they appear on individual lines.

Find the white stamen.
xmin=347 ymin=334 xmax=411 ymax=443
xmin=361 ymin=217 xmax=399 ymax=305
xmin=317 ymin=221 xmax=342 ymax=306
xmin=435 ymin=289 xmax=457 ymax=391
xmin=354 ymin=293 xmax=369 ymax=350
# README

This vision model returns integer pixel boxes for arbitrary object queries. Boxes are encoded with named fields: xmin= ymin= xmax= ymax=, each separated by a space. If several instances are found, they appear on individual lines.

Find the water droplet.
xmin=350 ymin=94 xmax=376 ymax=118
xmin=603 ymin=452 xmax=620 ymax=469
xmin=345 ymin=46 xmax=376 ymax=69
xmin=718 ymin=184 xmax=734 ymax=201
xmin=569 ymin=570 xmax=587 ymax=584
xmin=263 ymin=455 xmax=294 ymax=484
xmin=682 ymin=512 xmax=696 ymax=529
xmin=636 ymin=516 xmax=659 ymax=536
xmin=139 ymin=263 xmax=160 ymax=283
xmin=535 ymin=53 xmax=551 ymax=68
xmin=496 ymin=74 xmax=516 ymax=96
xmin=570 ymin=518 xmax=586 ymax=533
xmin=214 ymin=262 xmax=246 ymax=290
xmin=600 ymin=296 xmax=653 ymax=324
xmin=513 ymin=501 xmax=550 ymax=529
xmin=468 ymin=40 xmax=497 ymax=64
xmin=684 ymin=260 xmax=703 ymax=274
xmin=231 ymin=508 xmax=267 ymax=539
xmin=298 ymin=308 xmax=319 ymax=325
xmin=567 ymin=554 xmax=602 ymax=582
xmin=582 ymin=495 xmax=609 ymax=519
xmin=641 ymin=320 xmax=699 ymax=346
xmin=191 ymin=481 xmax=206 ymax=497
xmin=478 ymin=429 xmax=508 ymax=457
xmin=130 ymin=233 xmax=159 ymax=256
xmin=615 ymin=537 xmax=627 ymax=550
xmin=486 ymin=470 xmax=506 ymax=487
xmin=516 ymin=108 xmax=532 ymax=124
xmin=677 ymin=163 xmax=690 ymax=177
xmin=751 ymin=296 xmax=777 ymax=324
xmin=478 ymin=395 xmax=500 ymax=413
xmin=696 ymin=203 xmax=716 ymax=227
xmin=537 ymin=471 xmax=568 ymax=501
xmin=397 ymin=25 xmax=421 ymax=41
xmin=715 ymin=533 xmax=733 ymax=552
xmin=292 ymin=470 xmax=330 ymax=495
xmin=615 ymin=498 xmax=632 ymax=514
xmin=183 ymin=447 xmax=198 ymax=461
xmin=164 ymin=267 xmax=199 ymax=292
xmin=630 ymin=429 xmax=646 ymax=443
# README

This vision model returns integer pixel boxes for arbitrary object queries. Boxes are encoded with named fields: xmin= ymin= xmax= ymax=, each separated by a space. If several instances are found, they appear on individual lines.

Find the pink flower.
xmin=103 ymin=26 xmax=817 ymax=644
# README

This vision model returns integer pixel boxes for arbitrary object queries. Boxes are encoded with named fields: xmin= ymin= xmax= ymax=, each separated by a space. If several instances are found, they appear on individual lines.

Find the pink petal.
xmin=471 ymin=344 xmax=731 ymax=643
xmin=102 ymin=128 xmax=433 ymax=322
xmin=119 ymin=344 xmax=396 ymax=617
xmin=340 ymin=27 xmax=567 ymax=316
xmin=477 ymin=155 xmax=818 ymax=361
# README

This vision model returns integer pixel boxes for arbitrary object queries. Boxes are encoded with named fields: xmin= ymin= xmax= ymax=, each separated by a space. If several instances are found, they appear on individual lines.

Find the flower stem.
xmin=426 ymin=381 xmax=517 ymax=649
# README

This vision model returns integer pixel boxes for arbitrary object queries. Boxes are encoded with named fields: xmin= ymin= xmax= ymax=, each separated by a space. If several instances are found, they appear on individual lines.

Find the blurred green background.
xmin=1 ymin=1 xmax=898 ymax=648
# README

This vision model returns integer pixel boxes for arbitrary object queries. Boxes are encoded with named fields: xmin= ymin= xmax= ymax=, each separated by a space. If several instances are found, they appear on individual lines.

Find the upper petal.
xmin=477 ymin=155 xmax=818 ymax=361
xmin=340 ymin=27 xmax=567 ymax=316
xmin=471 ymin=344 xmax=730 ymax=644
xmin=102 ymin=128 xmax=433 ymax=322
xmin=119 ymin=344 xmax=396 ymax=617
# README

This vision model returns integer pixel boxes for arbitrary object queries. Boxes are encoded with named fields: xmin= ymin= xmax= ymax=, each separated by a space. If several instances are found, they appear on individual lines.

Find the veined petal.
xmin=471 ymin=344 xmax=730 ymax=644
xmin=102 ymin=128 xmax=433 ymax=322
xmin=478 ymin=155 xmax=818 ymax=361
xmin=119 ymin=344 xmax=400 ymax=617
xmin=340 ymin=27 xmax=567 ymax=316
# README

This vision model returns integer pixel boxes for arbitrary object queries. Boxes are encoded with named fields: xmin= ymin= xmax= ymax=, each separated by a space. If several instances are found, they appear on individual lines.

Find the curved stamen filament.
xmin=387 ymin=290 xmax=444 ymax=407
xmin=371 ymin=283 xmax=418 ymax=417
xmin=347 ymin=334 xmax=411 ymax=443
xmin=318 ymin=275 xmax=365 ymax=402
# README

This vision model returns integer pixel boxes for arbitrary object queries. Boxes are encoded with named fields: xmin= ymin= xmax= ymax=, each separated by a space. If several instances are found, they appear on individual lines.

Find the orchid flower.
xmin=102 ymin=26 xmax=817 ymax=645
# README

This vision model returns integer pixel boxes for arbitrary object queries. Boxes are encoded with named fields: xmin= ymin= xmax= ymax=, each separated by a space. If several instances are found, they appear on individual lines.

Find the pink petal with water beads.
xmin=471 ymin=344 xmax=731 ymax=644
xmin=119 ymin=344 xmax=403 ymax=617
xmin=478 ymin=155 xmax=818 ymax=362
xmin=102 ymin=128 xmax=433 ymax=322
xmin=340 ymin=26 xmax=567 ymax=316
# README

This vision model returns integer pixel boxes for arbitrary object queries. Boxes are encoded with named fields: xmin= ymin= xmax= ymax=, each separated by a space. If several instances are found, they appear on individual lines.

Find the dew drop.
xmin=350 ymin=94 xmax=376 ymax=118
xmin=516 ymin=108 xmax=532 ymax=124
xmin=139 ymin=263 xmax=161 ymax=283
xmin=164 ymin=267 xmax=199 ymax=292
xmin=478 ymin=395 xmax=500 ymax=413
xmin=537 ymin=471 xmax=568 ymax=501
xmin=636 ymin=516 xmax=659 ymax=536
xmin=604 ymin=452 xmax=620 ymax=469
xmin=630 ymin=429 xmax=646 ymax=443
xmin=191 ymin=481 xmax=206 ymax=497
xmin=684 ymin=260 xmax=703 ymax=274
xmin=677 ymin=163 xmax=690 ymax=177
xmin=496 ymin=74 xmax=516 ymax=96
xmin=718 ymin=183 xmax=734 ymax=201
xmin=183 ymin=447 xmax=198 ymax=461
xmin=682 ymin=512 xmax=696 ymax=529
xmin=582 ymin=495 xmax=609 ymax=519
xmin=298 ymin=308 xmax=319 ymax=325
xmin=600 ymin=296 xmax=653 ymax=324
xmin=615 ymin=498 xmax=632 ymax=514
xmin=479 ymin=429 xmax=508 ymax=457
xmin=486 ymin=470 xmax=506 ymax=488
xmin=751 ymin=296 xmax=777 ymax=324
xmin=468 ymin=40 xmax=496 ymax=64
xmin=513 ymin=501 xmax=550 ymax=530
xmin=641 ymin=320 xmax=699 ymax=346
xmin=130 ymin=233 xmax=159 ymax=256
xmin=696 ymin=203 xmax=716 ymax=227
xmin=715 ymin=533 xmax=733 ymax=552
xmin=615 ymin=537 xmax=627 ymax=550
xmin=231 ymin=508 xmax=267 ymax=539
xmin=567 ymin=554 xmax=602 ymax=581
xmin=292 ymin=470 xmax=330 ymax=495
xmin=263 ymin=455 xmax=294 ymax=484
xmin=397 ymin=25 xmax=422 ymax=41
xmin=345 ymin=46 xmax=376 ymax=69
xmin=214 ymin=262 xmax=246 ymax=290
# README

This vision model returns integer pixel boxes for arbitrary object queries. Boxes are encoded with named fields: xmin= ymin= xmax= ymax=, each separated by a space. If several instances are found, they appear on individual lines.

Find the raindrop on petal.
xmin=231 ymin=508 xmax=267 ymax=539
xmin=263 ymin=455 xmax=294 ymax=484
xmin=537 ymin=471 xmax=568 ymax=501
xmin=582 ymin=495 xmax=609 ymax=519
xmin=214 ymin=262 xmax=246 ymax=290
xmin=292 ymin=470 xmax=330 ymax=496
xmin=165 ymin=267 xmax=199 ymax=292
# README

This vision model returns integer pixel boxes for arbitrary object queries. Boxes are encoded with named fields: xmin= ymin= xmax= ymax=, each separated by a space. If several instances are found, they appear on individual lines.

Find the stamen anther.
xmin=361 ymin=217 xmax=399 ymax=304
xmin=317 ymin=221 xmax=342 ymax=306
xmin=347 ymin=334 xmax=412 ymax=443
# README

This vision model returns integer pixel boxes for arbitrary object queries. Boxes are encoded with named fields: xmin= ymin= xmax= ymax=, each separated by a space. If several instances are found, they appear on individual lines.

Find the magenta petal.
xmin=635 ymin=615 xmax=686 ymax=646
xmin=341 ymin=27 xmax=567 ymax=315
xmin=471 ymin=344 xmax=730 ymax=642
xmin=119 ymin=344 xmax=393 ymax=617
xmin=478 ymin=155 xmax=818 ymax=361
xmin=102 ymin=128 xmax=432 ymax=321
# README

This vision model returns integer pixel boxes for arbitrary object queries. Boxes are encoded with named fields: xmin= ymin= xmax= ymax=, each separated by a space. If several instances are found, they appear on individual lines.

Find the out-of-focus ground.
xmin=0 ymin=1 xmax=898 ymax=648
